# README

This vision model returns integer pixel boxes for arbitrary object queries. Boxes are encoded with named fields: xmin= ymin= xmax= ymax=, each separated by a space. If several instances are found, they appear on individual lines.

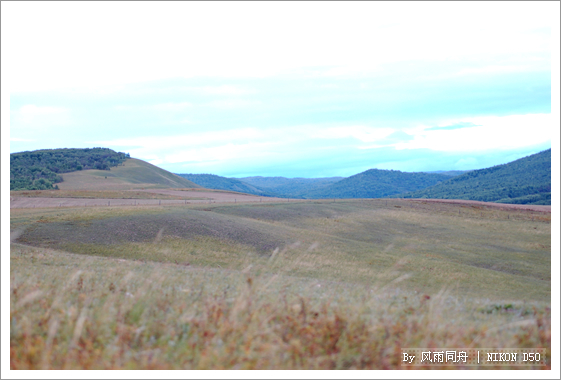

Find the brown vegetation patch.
xmin=16 ymin=209 xmax=288 ymax=254
xmin=10 ymin=243 xmax=551 ymax=370
xmin=410 ymin=198 xmax=551 ymax=213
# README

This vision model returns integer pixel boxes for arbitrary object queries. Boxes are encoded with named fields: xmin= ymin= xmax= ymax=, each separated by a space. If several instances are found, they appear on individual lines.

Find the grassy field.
xmin=10 ymin=189 xmax=202 ymax=200
xmin=10 ymin=199 xmax=551 ymax=369
xmin=56 ymin=158 xmax=200 ymax=190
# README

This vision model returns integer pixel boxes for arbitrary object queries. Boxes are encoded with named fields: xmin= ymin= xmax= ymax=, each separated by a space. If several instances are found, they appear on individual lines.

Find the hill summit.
xmin=10 ymin=148 xmax=199 ymax=191
xmin=10 ymin=148 xmax=129 ymax=190
xmin=402 ymin=149 xmax=551 ymax=205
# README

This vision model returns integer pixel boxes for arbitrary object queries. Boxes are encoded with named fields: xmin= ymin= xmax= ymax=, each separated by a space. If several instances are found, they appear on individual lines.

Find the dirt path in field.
xmin=10 ymin=191 xmax=289 ymax=209
xmin=409 ymin=198 xmax=551 ymax=213
xmin=10 ymin=192 xmax=551 ymax=212
xmin=136 ymin=189 xmax=287 ymax=203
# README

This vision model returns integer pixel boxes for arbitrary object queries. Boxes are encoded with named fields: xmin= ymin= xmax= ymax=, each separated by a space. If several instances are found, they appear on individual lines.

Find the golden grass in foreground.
xmin=10 ymin=243 xmax=550 ymax=370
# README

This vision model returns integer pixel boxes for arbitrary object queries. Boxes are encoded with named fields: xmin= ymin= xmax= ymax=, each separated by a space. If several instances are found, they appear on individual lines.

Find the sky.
xmin=3 ymin=2 xmax=559 ymax=178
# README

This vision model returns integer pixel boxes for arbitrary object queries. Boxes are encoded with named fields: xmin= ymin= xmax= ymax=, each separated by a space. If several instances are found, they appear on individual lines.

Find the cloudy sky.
xmin=3 ymin=2 xmax=559 ymax=178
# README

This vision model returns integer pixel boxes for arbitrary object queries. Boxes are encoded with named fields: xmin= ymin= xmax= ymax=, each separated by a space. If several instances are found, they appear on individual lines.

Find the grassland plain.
xmin=10 ymin=199 xmax=551 ymax=370
xmin=10 ymin=189 xmax=199 ymax=200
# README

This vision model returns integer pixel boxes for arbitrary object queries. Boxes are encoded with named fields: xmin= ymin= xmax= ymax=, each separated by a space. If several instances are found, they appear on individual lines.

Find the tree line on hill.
xmin=302 ymin=169 xmax=451 ymax=199
xmin=178 ymin=171 xmax=453 ymax=199
xmin=401 ymin=149 xmax=551 ymax=205
xmin=10 ymin=148 xmax=129 ymax=190
xmin=178 ymin=150 xmax=551 ymax=205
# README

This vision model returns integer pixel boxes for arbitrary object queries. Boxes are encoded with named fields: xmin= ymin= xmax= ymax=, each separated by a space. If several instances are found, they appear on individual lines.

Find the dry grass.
xmin=10 ymin=243 xmax=550 ymax=370
xmin=11 ymin=189 xmax=198 ymax=200
xmin=56 ymin=158 xmax=198 ymax=190
xmin=10 ymin=199 xmax=551 ymax=370
xmin=11 ymin=200 xmax=551 ymax=302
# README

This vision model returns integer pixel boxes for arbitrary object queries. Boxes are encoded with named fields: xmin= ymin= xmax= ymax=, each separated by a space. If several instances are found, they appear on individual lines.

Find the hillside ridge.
xmin=57 ymin=158 xmax=201 ymax=190
xmin=10 ymin=148 xmax=201 ymax=191
xmin=10 ymin=147 xmax=129 ymax=190
xmin=402 ymin=149 xmax=551 ymax=205
xmin=302 ymin=169 xmax=452 ymax=199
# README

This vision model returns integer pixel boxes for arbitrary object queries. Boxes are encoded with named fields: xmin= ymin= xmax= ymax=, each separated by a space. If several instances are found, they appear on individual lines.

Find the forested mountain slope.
xmin=402 ymin=149 xmax=551 ymax=205
xmin=303 ymin=170 xmax=451 ymax=199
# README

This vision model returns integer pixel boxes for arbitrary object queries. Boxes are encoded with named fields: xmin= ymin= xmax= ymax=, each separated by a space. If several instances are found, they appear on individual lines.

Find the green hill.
xmin=402 ymin=149 xmax=551 ymax=205
xmin=10 ymin=147 xmax=129 ymax=190
xmin=303 ymin=169 xmax=452 ymax=199
xmin=10 ymin=148 xmax=200 ymax=191
xmin=176 ymin=174 xmax=274 ymax=197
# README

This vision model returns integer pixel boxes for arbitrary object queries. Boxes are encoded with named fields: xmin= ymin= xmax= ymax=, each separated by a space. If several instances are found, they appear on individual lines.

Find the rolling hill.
xmin=302 ymin=169 xmax=452 ymax=199
xmin=401 ymin=149 xmax=551 ymax=205
xmin=57 ymin=158 xmax=200 ymax=190
xmin=10 ymin=148 xmax=200 ymax=191
xmin=176 ymin=174 xmax=274 ymax=197
xmin=10 ymin=147 xmax=129 ymax=190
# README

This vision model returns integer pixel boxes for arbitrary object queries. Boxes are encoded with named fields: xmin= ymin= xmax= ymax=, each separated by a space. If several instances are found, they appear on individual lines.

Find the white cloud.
xmin=10 ymin=137 xmax=35 ymax=142
xmin=454 ymin=157 xmax=479 ymax=170
xmin=93 ymin=123 xmax=409 ymax=171
xmin=319 ymin=126 xmax=395 ymax=143
xmin=163 ymin=142 xmax=276 ymax=164
xmin=3 ymin=2 xmax=554 ymax=92
xmin=205 ymin=99 xmax=261 ymax=109
xmin=319 ymin=84 xmax=339 ymax=89
xmin=394 ymin=114 xmax=552 ymax=152
xmin=149 ymin=102 xmax=193 ymax=112
xmin=11 ymin=105 xmax=71 ymax=129
xmin=115 ymin=102 xmax=193 ymax=112
xmin=94 ymin=127 xmax=267 ymax=151
xmin=85 ymin=113 xmax=553 ymax=175
xmin=198 ymin=85 xmax=257 ymax=95
xmin=92 ymin=124 xmax=347 ymax=168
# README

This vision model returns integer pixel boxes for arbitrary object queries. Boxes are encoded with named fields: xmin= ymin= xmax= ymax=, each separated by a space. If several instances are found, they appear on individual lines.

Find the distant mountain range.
xmin=177 ymin=150 xmax=551 ymax=205
xmin=175 ymin=174 xmax=274 ymax=197
xmin=234 ymin=176 xmax=344 ymax=198
xmin=179 ymin=170 xmax=453 ymax=199
xmin=175 ymin=174 xmax=343 ymax=198
xmin=11 ymin=147 xmax=551 ymax=205
xmin=302 ymin=170 xmax=451 ymax=199
xmin=401 ymin=149 xmax=551 ymax=205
